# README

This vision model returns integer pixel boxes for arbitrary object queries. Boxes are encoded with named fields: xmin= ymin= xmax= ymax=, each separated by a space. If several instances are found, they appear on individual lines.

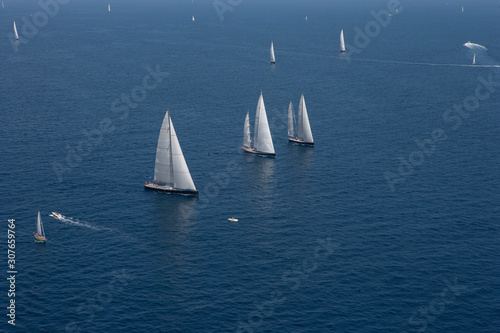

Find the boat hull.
xmin=144 ymin=182 xmax=198 ymax=196
xmin=241 ymin=146 xmax=276 ymax=157
xmin=288 ymin=138 xmax=314 ymax=146
xmin=34 ymin=233 xmax=46 ymax=243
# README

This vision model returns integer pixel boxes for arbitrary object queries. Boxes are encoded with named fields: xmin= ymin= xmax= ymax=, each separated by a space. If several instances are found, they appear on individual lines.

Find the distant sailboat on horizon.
xmin=108 ymin=4 xmax=111 ymax=12
xmin=340 ymin=29 xmax=346 ymax=52
xmin=462 ymin=6 xmax=464 ymax=13
xmin=34 ymin=211 xmax=47 ymax=243
xmin=270 ymin=41 xmax=276 ymax=64
xmin=242 ymin=92 xmax=276 ymax=157
xmin=472 ymin=53 xmax=476 ymax=65
xmin=144 ymin=109 xmax=198 ymax=195
xmin=192 ymin=15 xmax=195 ymax=21
xmin=288 ymin=94 xmax=314 ymax=146
xmin=13 ymin=21 xmax=19 ymax=40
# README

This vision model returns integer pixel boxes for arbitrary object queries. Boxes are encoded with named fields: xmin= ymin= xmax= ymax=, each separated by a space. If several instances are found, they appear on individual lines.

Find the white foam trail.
xmin=463 ymin=42 xmax=487 ymax=50
xmin=355 ymin=58 xmax=500 ymax=68
xmin=50 ymin=214 xmax=113 ymax=231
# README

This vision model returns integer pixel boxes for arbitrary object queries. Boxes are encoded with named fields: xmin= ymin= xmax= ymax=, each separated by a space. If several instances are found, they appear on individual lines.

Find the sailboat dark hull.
xmin=144 ymin=182 xmax=198 ymax=196
xmin=241 ymin=146 xmax=276 ymax=157
xmin=288 ymin=138 xmax=314 ymax=146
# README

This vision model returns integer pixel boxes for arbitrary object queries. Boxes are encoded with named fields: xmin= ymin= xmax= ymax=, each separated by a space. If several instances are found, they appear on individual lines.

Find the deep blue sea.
xmin=1 ymin=0 xmax=499 ymax=332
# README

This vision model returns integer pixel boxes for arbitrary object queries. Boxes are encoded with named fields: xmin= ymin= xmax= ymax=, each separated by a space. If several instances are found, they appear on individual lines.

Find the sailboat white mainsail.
xmin=472 ymin=54 xmax=476 ymax=65
xmin=270 ymin=41 xmax=276 ymax=64
xmin=242 ymin=92 xmax=275 ymax=156
xmin=13 ymin=21 xmax=19 ymax=40
xmin=288 ymin=94 xmax=314 ymax=145
xmin=145 ymin=110 xmax=198 ymax=195
xmin=108 ymin=4 xmax=111 ymax=12
xmin=340 ymin=29 xmax=345 ymax=52
xmin=34 ymin=211 xmax=46 ymax=242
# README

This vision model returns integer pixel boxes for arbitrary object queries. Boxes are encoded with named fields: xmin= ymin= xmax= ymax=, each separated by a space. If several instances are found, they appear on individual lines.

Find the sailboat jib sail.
xmin=34 ymin=211 xmax=46 ymax=242
xmin=242 ymin=92 xmax=276 ymax=156
xmin=472 ymin=54 xmax=476 ymax=65
xmin=287 ymin=101 xmax=295 ymax=138
xmin=145 ymin=110 xmax=198 ymax=195
xmin=270 ymin=41 xmax=276 ymax=64
xmin=288 ymin=94 xmax=314 ymax=146
xmin=340 ymin=29 xmax=345 ymax=52
xmin=243 ymin=111 xmax=251 ymax=148
xmin=13 ymin=21 xmax=19 ymax=40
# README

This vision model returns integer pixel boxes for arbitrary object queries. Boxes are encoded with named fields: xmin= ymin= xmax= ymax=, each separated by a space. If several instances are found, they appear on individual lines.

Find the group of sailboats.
xmin=241 ymin=91 xmax=314 ymax=157
xmin=269 ymin=30 xmax=344 ymax=64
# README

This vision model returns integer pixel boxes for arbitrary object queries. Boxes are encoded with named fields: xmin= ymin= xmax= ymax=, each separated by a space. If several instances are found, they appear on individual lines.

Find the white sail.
xmin=154 ymin=111 xmax=174 ymax=185
xmin=270 ymin=41 xmax=276 ymax=63
xmin=170 ymin=117 xmax=197 ymax=191
xmin=297 ymin=94 xmax=313 ymax=143
xmin=154 ymin=110 xmax=196 ymax=191
xmin=192 ymin=16 xmax=195 ymax=21
xmin=340 ymin=29 xmax=345 ymax=52
xmin=108 ymin=4 xmax=110 ymax=12
xmin=243 ymin=111 xmax=251 ymax=148
xmin=472 ymin=54 xmax=476 ymax=65
xmin=13 ymin=21 xmax=19 ymax=40
xmin=287 ymin=101 xmax=294 ymax=138
xmin=253 ymin=92 xmax=275 ymax=154
xmin=462 ymin=6 xmax=464 ymax=13
xmin=37 ymin=211 xmax=45 ymax=236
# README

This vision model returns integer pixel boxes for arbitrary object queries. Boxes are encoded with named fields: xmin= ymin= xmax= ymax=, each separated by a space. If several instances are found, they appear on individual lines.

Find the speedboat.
xmin=50 ymin=212 xmax=63 ymax=220
xmin=228 ymin=217 xmax=238 ymax=222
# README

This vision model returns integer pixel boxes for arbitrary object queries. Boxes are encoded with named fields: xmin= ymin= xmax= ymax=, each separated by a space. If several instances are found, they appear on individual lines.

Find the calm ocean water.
xmin=1 ymin=0 xmax=499 ymax=332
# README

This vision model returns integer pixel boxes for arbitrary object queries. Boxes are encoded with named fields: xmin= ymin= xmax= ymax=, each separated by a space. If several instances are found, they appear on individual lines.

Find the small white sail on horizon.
xmin=472 ymin=54 xmax=476 ymax=65
xmin=108 ymin=4 xmax=111 ymax=12
xmin=145 ymin=110 xmax=198 ymax=195
xmin=462 ymin=6 xmax=464 ymax=13
xmin=270 ymin=41 xmax=276 ymax=64
xmin=288 ymin=94 xmax=314 ymax=146
xmin=242 ymin=92 xmax=275 ymax=156
xmin=192 ymin=15 xmax=195 ymax=21
xmin=13 ymin=21 xmax=19 ymax=40
xmin=340 ymin=29 xmax=346 ymax=52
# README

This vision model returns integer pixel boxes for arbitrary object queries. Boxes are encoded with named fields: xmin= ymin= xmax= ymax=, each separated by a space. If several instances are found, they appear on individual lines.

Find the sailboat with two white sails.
xmin=242 ymin=91 xmax=276 ymax=157
xmin=145 ymin=110 xmax=198 ymax=195
xmin=288 ymin=94 xmax=314 ymax=146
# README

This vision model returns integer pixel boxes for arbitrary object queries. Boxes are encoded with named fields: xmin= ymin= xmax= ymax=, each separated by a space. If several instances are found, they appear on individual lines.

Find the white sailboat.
xmin=145 ymin=109 xmax=198 ymax=195
xmin=192 ymin=15 xmax=195 ymax=21
xmin=108 ymin=4 xmax=110 ymax=12
xmin=288 ymin=94 xmax=314 ymax=146
xmin=34 ymin=211 xmax=46 ymax=243
xmin=270 ymin=41 xmax=276 ymax=64
xmin=462 ymin=6 xmax=464 ymax=13
xmin=13 ymin=21 xmax=19 ymax=40
xmin=340 ymin=29 xmax=346 ymax=52
xmin=242 ymin=92 xmax=276 ymax=156
xmin=472 ymin=54 xmax=476 ymax=65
